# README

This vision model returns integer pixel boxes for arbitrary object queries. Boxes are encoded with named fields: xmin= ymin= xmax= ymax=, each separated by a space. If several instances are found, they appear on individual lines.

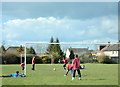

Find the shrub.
xmin=79 ymin=53 xmax=93 ymax=63
xmin=97 ymin=53 xmax=113 ymax=64
xmin=2 ymin=53 xmax=19 ymax=64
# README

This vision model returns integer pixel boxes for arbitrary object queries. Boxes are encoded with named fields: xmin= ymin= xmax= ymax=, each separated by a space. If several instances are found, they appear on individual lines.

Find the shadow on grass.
xmin=83 ymin=78 xmax=106 ymax=80
xmin=75 ymin=75 xmax=106 ymax=80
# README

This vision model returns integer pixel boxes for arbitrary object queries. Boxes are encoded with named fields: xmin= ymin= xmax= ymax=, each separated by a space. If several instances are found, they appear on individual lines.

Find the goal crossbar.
xmin=25 ymin=42 xmax=119 ymax=45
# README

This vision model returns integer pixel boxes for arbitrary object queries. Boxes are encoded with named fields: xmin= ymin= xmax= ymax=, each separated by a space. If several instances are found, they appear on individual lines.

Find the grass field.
xmin=1 ymin=64 xmax=118 ymax=85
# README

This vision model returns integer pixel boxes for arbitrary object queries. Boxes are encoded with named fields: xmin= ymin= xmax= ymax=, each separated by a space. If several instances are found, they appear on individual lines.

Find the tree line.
xmin=0 ymin=37 xmax=116 ymax=64
xmin=0 ymin=37 xmax=64 ymax=64
xmin=0 ymin=45 xmax=37 ymax=64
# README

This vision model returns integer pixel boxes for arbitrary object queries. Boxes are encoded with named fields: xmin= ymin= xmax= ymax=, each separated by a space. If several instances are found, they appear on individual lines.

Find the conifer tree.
xmin=69 ymin=49 xmax=75 ymax=59
xmin=47 ymin=37 xmax=63 ymax=59
xmin=0 ymin=45 xmax=6 ymax=54
xmin=47 ymin=36 xmax=54 ymax=54
xmin=17 ymin=45 xmax=24 ymax=54
xmin=54 ymin=37 xmax=63 ymax=58
xmin=26 ymin=47 xmax=36 ymax=54
xmin=29 ymin=47 xmax=36 ymax=54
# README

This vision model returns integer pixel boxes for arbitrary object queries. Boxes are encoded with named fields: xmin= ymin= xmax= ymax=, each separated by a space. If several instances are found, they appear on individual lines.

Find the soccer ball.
xmin=53 ymin=68 xmax=56 ymax=71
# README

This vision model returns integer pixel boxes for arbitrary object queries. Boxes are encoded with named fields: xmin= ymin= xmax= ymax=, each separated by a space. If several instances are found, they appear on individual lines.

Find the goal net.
xmin=24 ymin=42 xmax=119 ymax=75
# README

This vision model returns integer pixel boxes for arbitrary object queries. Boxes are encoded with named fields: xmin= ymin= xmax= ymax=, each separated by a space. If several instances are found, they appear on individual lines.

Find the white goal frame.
xmin=24 ymin=42 xmax=119 ymax=75
xmin=20 ymin=54 xmax=36 ymax=75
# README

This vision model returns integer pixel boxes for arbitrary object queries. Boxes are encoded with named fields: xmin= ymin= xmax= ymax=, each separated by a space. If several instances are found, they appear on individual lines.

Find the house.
xmin=92 ymin=44 xmax=119 ymax=63
xmin=92 ymin=44 xmax=110 ymax=56
xmin=66 ymin=48 xmax=91 ymax=58
xmin=6 ymin=46 xmax=20 ymax=56
xmin=103 ymin=44 xmax=119 ymax=63
xmin=6 ymin=46 xmax=36 ymax=57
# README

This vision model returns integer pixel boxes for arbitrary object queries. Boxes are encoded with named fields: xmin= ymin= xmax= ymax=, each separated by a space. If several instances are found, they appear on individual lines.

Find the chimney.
xmin=107 ymin=42 xmax=110 ymax=47
xmin=117 ymin=40 xmax=120 ymax=43
xmin=119 ymin=40 xmax=120 ymax=42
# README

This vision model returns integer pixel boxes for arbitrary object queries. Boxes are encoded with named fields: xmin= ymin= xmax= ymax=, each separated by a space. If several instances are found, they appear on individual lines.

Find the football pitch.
xmin=0 ymin=64 xmax=118 ymax=85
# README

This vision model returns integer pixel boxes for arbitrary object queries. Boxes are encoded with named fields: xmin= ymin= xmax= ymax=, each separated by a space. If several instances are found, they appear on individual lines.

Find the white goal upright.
xmin=24 ymin=42 xmax=119 ymax=76
xmin=20 ymin=54 xmax=36 ymax=75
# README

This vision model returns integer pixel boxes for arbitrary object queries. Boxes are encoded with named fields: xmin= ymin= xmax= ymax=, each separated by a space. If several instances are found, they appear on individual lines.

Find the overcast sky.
xmin=0 ymin=2 xmax=118 ymax=46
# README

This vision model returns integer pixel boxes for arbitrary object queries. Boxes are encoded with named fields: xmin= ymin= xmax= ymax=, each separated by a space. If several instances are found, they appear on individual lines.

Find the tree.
xmin=2 ymin=53 xmax=19 ymax=64
xmin=26 ymin=47 xmax=36 ymax=64
xmin=16 ymin=45 xmax=24 ymax=63
xmin=79 ymin=53 xmax=91 ymax=63
xmin=97 ymin=53 xmax=112 ymax=64
xmin=69 ymin=50 xmax=75 ymax=59
xmin=54 ymin=37 xmax=64 ymax=58
xmin=29 ymin=47 xmax=36 ymax=54
xmin=50 ymin=36 xmax=54 ymax=43
xmin=40 ymin=53 xmax=51 ymax=64
xmin=0 ymin=45 xmax=6 ymax=64
xmin=47 ymin=36 xmax=54 ymax=54
xmin=17 ymin=45 xmax=24 ymax=55
xmin=46 ymin=37 xmax=64 ymax=62
xmin=0 ymin=45 xmax=6 ymax=54
xmin=26 ymin=47 xmax=36 ymax=54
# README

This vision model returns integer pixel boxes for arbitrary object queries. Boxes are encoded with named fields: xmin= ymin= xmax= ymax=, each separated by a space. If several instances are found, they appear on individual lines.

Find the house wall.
xmin=103 ymin=51 xmax=118 ymax=57
xmin=65 ymin=49 xmax=70 ymax=59
xmin=95 ymin=51 xmax=118 ymax=63
xmin=65 ymin=48 xmax=90 ymax=59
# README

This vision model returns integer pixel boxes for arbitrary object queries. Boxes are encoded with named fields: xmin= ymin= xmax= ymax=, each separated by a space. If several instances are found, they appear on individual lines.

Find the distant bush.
xmin=2 ymin=53 xmax=19 ymax=64
xmin=2 ymin=54 xmax=43 ymax=64
xmin=97 ymin=53 xmax=113 ymax=64
xmin=79 ymin=53 xmax=93 ymax=63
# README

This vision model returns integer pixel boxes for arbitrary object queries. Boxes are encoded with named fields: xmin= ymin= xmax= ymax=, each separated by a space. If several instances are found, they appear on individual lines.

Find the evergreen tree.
xmin=56 ymin=37 xmax=59 ymax=43
xmin=50 ymin=36 xmax=54 ymax=43
xmin=26 ymin=47 xmax=36 ymax=54
xmin=0 ymin=45 xmax=6 ymax=54
xmin=54 ymin=37 xmax=63 ymax=58
xmin=26 ymin=48 xmax=30 ymax=54
xmin=47 ymin=37 xmax=63 ymax=60
xmin=69 ymin=49 xmax=75 ymax=59
xmin=25 ymin=47 xmax=36 ymax=64
xmin=17 ymin=45 xmax=24 ymax=54
xmin=47 ymin=36 xmax=54 ymax=54
xmin=29 ymin=47 xmax=36 ymax=54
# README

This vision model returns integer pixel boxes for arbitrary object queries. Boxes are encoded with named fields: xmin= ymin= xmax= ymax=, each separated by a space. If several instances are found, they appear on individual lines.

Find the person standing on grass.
xmin=20 ymin=62 xmax=25 ymax=70
xmin=32 ymin=56 xmax=35 ymax=70
xmin=62 ymin=58 xmax=68 ymax=70
xmin=51 ymin=58 xmax=55 ymax=64
xmin=58 ymin=59 xmax=61 ymax=64
xmin=71 ymin=54 xmax=81 ymax=80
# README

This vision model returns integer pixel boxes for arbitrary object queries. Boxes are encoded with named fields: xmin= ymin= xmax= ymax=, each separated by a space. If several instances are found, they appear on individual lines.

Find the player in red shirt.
xmin=20 ymin=62 xmax=25 ymax=70
xmin=64 ymin=60 xmax=73 ymax=76
xmin=32 ymin=56 xmax=35 ymax=70
xmin=72 ymin=55 xmax=81 ymax=80
xmin=51 ymin=58 xmax=55 ymax=64
xmin=62 ymin=58 xmax=68 ymax=70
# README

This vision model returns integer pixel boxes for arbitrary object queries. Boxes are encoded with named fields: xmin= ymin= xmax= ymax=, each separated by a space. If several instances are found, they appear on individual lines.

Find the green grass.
xmin=1 ymin=64 xmax=118 ymax=85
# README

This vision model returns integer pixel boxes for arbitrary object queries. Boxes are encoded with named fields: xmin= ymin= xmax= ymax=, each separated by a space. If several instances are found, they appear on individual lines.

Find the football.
xmin=53 ymin=68 xmax=56 ymax=71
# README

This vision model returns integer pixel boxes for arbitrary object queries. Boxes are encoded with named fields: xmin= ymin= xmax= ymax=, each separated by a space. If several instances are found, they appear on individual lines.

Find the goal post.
xmin=20 ymin=53 xmax=35 ymax=76
xmin=24 ymin=42 xmax=119 ymax=76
